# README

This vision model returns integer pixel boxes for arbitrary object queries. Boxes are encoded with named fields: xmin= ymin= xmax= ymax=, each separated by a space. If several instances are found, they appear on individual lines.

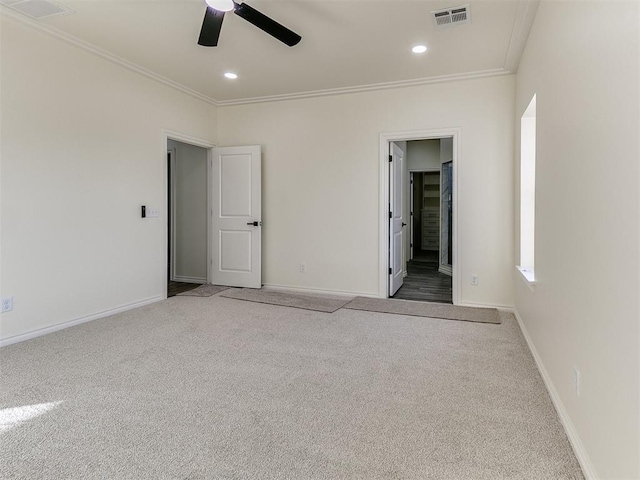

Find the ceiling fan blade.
xmin=234 ymin=2 xmax=301 ymax=47
xmin=198 ymin=6 xmax=225 ymax=47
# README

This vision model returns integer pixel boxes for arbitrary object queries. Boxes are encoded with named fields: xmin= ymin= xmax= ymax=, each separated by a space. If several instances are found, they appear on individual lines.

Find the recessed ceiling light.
xmin=224 ymin=72 xmax=238 ymax=79
xmin=412 ymin=45 xmax=428 ymax=54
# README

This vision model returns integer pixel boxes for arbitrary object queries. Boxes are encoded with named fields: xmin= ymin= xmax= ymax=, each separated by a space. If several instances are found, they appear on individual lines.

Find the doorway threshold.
xmin=392 ymin=251 xmax=452 ymax=304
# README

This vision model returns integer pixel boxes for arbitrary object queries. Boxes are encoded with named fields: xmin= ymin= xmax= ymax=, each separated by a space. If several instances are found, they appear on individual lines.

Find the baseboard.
xmin=512 ymin=309 xmax=597 ymax=480
xmin=0 ymin=295 xmax=164 ymax=348
xmin=456 ymin=301 xmax=514 ymax=310
xmin=262 ymin=283 xmax=378 ymax=298
xmin=173 ymin=276 xmax=206 ymax=284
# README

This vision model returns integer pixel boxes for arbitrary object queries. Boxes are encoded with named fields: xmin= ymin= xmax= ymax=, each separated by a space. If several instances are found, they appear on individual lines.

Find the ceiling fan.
xmin=198 ymin=0 xmax=302 ymax=47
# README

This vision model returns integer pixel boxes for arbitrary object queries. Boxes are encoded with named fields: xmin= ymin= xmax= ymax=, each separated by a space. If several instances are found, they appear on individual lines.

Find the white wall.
xmin=0 ymin=17 xmax=217 ymax=342
xmin=218 ymin=75 xmax=515 ymax=305
xmin=407 ymin=140 xmax=440 ymax=171
xmin=168 ymin=140 xmax=208 ymax=283
xmin=514 ymin=1 xmax=639 ymax=478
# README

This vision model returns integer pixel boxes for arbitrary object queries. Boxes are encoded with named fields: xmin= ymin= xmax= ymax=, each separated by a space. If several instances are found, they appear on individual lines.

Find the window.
xmin=519 ymin=95 xmax=536 ymax=283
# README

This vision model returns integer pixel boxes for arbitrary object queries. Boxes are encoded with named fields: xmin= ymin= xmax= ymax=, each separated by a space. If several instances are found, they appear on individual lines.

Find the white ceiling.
xmin=2 ymin=0 xmax=538 ymax=105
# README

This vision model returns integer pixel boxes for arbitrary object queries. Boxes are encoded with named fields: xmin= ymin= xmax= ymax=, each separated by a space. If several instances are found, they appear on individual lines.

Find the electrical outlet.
xmin=573 ymin=367 xmax=580 ymax=397
xmin=1 ymin=297 xmax=13 ymax=313
xmin=300 ymin=263 xmax=306 ymax=273
xmin=471 ymin=274 xmax=479 ymax=286
xmin=147 ymin=207 xmax=160 ymax=218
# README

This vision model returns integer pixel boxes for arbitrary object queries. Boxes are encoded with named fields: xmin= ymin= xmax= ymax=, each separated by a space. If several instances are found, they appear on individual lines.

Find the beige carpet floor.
xmin=0 ymin=294 xmax=583 ymax=479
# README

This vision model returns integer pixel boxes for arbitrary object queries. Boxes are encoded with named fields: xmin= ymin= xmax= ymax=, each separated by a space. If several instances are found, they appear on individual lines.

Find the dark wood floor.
xmin=167 ymin=281 xmax=202 ymax=297
xmin=392 ymin=250 xmax=453 ymax=304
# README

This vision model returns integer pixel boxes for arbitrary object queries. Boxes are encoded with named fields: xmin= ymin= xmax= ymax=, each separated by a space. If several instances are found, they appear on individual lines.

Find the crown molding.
xmin=503 ymin=0 xmax=540 ymax=73
xmin=2 ymin=4 xmax=524 ymax=109
xmin=216 ymin=68 xmax=512 ymax=107
xmin=0 ymin=8 xmax=220 ymax=106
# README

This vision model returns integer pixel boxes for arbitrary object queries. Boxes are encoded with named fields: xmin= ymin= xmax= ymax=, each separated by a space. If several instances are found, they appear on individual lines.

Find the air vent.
xmin=0 ymin=0 xmax=74 ymax=20
xmin=432 ymin=5 xmax=471 ymax=27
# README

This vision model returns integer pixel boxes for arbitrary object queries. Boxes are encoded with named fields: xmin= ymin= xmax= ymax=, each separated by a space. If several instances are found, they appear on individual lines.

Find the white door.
xmin=210 ymin=146 xmax=261 ymax=288
xmin=389 ymin=143 xmax=404 ymax=296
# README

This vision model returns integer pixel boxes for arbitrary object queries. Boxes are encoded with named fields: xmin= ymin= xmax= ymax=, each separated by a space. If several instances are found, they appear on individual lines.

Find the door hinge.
xmin=389 ymin=267 xmax=392 ymax=274
xmin=410 ymin=243 xmax=413 ymax=248
xmin=389 ymin=211 xmax=392 ymax=219
xmin=389 ymin=155 xmax=392 ymax=162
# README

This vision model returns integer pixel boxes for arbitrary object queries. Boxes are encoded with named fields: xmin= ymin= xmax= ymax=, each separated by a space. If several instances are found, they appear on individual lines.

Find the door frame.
xmin=409 ymin=171 xmax=414 ymax=264
xmin=163 ymin=130 xmax=216 ymax=299
xmin=378 ymin=128 xmax=460 ymax=303
xmin=439 ymin=161 xmax=454 ymax=277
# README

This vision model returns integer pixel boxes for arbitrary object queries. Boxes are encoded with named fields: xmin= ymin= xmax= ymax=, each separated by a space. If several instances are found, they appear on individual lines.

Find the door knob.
xmin=247 ymin=221 xmax=261 ymax=226
xmin=402 ymin=222 xmax=407 ymax=227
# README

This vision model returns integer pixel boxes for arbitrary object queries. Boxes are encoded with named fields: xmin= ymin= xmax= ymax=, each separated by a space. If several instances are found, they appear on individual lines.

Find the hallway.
xmin=392 ymin=250 xmax=452 ymax=304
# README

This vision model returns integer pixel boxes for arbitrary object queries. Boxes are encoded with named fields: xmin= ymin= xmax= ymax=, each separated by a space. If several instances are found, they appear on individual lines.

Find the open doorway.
xmin=163 ymin=133 xmax=263 ymax=298
xmin=380 ymin=130 xmax=459 ymax=304
xmin=167 ymin=139 xmax=208 ymax=297
xmin=393 ymin=166 xmax=451 ymax=303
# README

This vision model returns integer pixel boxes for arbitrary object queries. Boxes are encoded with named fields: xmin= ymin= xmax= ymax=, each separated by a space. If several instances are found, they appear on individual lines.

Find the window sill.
xmin=517 ymin=266 xmax=536 ymax=293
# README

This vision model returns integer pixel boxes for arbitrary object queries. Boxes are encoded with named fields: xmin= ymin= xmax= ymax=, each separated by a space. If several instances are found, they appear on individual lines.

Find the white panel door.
xmin=211 ymin=146 xmax=261 ymax=288
xmin=389 ymin=143 xmax=404 ymax=296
